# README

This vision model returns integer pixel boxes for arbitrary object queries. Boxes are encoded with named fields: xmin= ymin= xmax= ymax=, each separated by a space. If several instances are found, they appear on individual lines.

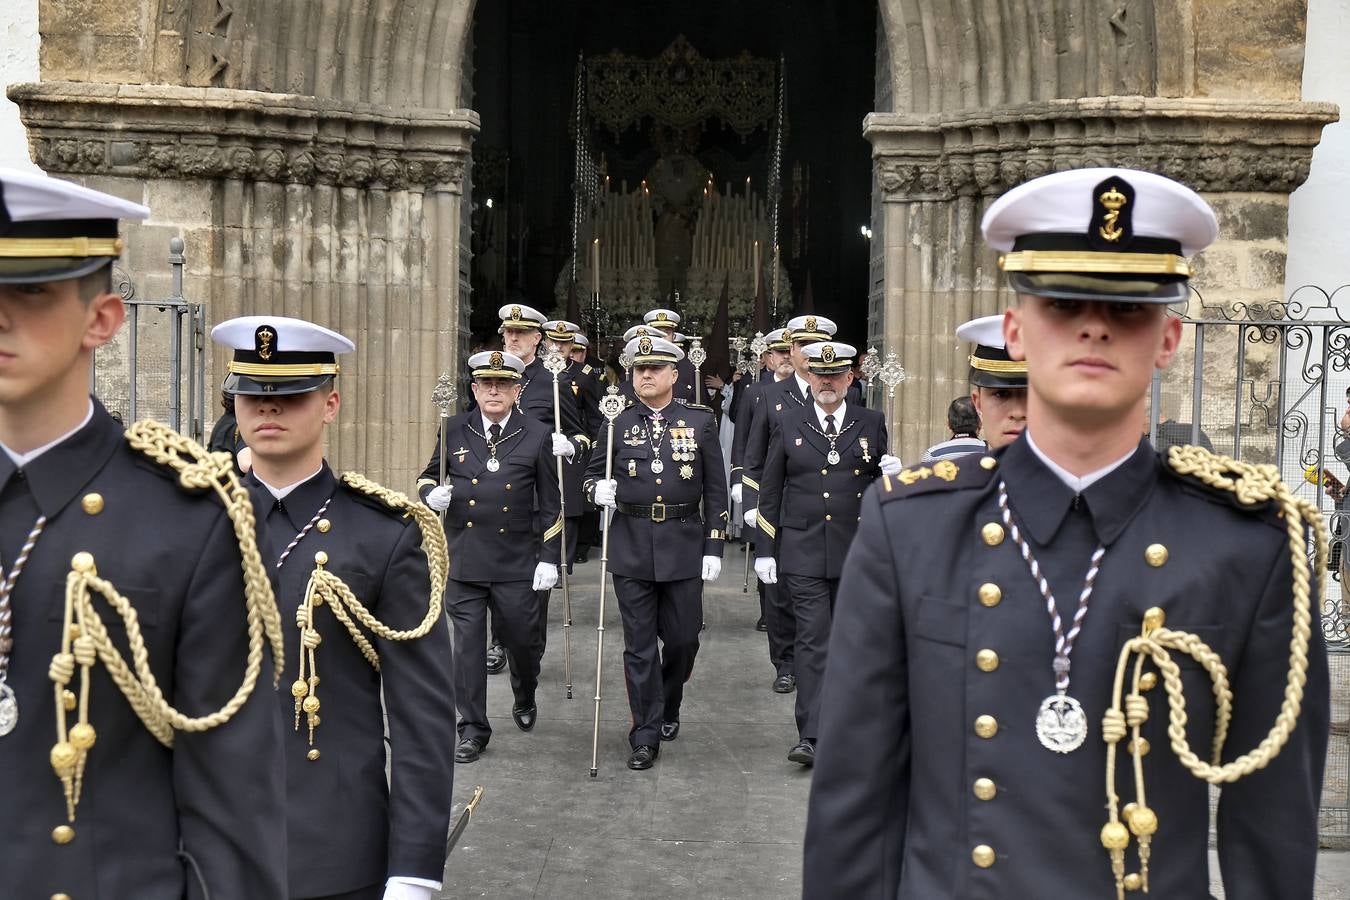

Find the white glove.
xmin=743 ymin=507 xmax=758 ymax=528
xmin=754 ymin=557 xmax=778 ymax=585
xmin=731 ymin=483 xmax=743 ymax=505
xmin=879 ymin=453 xmax=904 ymax=477
xmin=382 ymin=881 xmax=436 ymax=900
xmin=701 ymin=556 xmax=721 ymax=581
xmin=551 ymin=432 xmax=576 ymax=460
xmin=426 ymin=484 xmax=452 ymax=512
xmin=532 ymin=561 xmax=559 ymax=591
xmin=592 ymin=479 xmax=617 ymax=509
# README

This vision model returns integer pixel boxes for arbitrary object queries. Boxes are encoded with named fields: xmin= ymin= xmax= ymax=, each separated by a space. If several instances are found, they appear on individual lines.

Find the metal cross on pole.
xmin=431 ymin=372 xmax=458 ymax=521
xmin=874 ymin=351 xmax=908 ymax=454
xmin=860 ymin=346 xmax=882 ymax=408
xmin=542 ymin=345 xmax=575 ymax=700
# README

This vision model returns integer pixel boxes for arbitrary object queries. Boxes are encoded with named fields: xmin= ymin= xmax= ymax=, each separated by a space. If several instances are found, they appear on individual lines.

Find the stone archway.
xmin=11 ymin=0 xmax=1337 ymax=474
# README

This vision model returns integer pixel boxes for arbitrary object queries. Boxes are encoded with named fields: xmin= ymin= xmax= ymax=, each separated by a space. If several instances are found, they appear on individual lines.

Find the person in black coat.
xmin=0 ymin=168 xmax=287 ymax=899
xmin=417 ymin=350 xmax=562 ymax=763
xmin=585 ymin=334 xmax=729 ymax=771
xmin=802 ymin=168 xmax=1329 ymax=898
xmin=215 ymin=314 xmax=455 ymax=900
xmin=753 ymin=341 xmax=900 ymax=766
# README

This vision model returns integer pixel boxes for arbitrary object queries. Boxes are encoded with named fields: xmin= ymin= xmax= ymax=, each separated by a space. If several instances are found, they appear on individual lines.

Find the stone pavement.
xmin=436 ymin=542 xmax=1350 ymax=899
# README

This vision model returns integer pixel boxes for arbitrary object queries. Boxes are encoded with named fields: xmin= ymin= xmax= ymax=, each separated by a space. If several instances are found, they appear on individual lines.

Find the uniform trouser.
xmin=756 ymin=535 xmax=796 ymax=676
xmin=535 ymin=515 xmax=581 ymax=656
xmin=782 ymin=573 xmax=839 ymax=741
xmin=449 ymin=577 xmax=544 ymax=744
xmin=576 ymin=507 xmax=601 ymax=556
xmin=613 ymin=574 xmax=704 ymax=748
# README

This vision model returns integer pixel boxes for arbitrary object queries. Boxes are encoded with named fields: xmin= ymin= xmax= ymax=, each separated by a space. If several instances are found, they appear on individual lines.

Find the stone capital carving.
xmin=8 ymin=82 xmax=480 ymax=191
xmin=867 ymin=97 xmax=1339 ymax=200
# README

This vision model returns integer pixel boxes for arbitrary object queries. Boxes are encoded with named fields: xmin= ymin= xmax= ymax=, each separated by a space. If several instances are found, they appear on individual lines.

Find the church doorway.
xmin=467 ymin=1 xmax=877 ymax=354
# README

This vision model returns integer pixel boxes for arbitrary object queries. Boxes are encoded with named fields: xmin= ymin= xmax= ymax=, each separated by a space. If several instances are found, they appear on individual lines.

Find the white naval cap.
xmin=543 ymin=319 xmax=581 ymax=341
xmin=468 ymin=349 xmax=525 ymax=380
xmin=981 ymin=167 xmax=1218 ymax=304
xmin=571 ymin=332 xmax=590 ymax=349
xmin=211 ymin=315 xmax=354 ymax=395
xmin=762 ymin=327 xmax=791 ymax=350
xmin=623 ymin=323 xmax=664 ymax=342
xmin=624 ymin=334 xmax=685 ymax=365
xmin=643 ymin=308 xmax=681 ymax=330
xmin=956 ymin=315 xmax=1026 ymax=389
xmin=0 ymin=166 xmax=150 ymax=283
xmin=498 ymin=303 xmax=547 ymax=329
xmin=671 ymin=332 xmax=690 ymax=345
xmin=803 ymin=341 xmax=857 ymax=373
xmin=785 ymin=315 xmax=837 ymax=343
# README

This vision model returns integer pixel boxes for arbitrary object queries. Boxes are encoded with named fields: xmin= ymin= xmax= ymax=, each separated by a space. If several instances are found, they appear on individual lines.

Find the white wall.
xmin=0 ymin=0 xmax=40 ymax=172
xmin=1286 ymin=0 xmax=1350 ymax=296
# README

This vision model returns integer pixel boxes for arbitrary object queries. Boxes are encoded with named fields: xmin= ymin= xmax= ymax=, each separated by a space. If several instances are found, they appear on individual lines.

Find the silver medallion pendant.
xmin=650 ymin=458 xmax=664 ymax=474
xmin=0 ymin=683 xmax=18 ymax=737
xmin=1035 ymin=693 xmax=1087 ymax=753
xmin=486 ymin=457 xmax=501 ymax=473
xmin=827 ymin=450 xmax=840 ymax=466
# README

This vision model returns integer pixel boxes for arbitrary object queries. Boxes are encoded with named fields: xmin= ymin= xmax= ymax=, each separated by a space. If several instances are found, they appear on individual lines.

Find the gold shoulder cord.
xmin=290 ymin=472 xmax=448 ymax=760
xmin=1100 ymin=446 xmax=1323 ymax=897
xmin=49 ymin=420 xmax=284 ymax=838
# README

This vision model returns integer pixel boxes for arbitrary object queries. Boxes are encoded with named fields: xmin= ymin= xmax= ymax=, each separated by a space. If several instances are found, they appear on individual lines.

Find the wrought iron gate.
xmin=92 ymin=237 xmax=208 ymax=441
xmin=1160 ymin=288 xmax=1350 ymax=848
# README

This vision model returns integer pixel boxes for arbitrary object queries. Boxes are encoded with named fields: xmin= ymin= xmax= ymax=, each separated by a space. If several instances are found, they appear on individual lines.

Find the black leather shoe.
xmin=659 ymin=721 xmax=680 ymax=742
xmin=788 ymin=739 xmax=816 ymax=767
xmin=627 ymin=744 xmax=659 ymax=770
xmin=485 ymin=642 xmax=506 ymax=674
xmin=772 ymin=674 xmax=796 ymax=694
xmin=455 ymin=737 xmax=485 ymax=763
xmin=512 ymin=701 xmax=537 ymax=732
xmin=755 ymin=616 xmax=767 ymax=632
xmin=574 ymin=550 xmax=590 ymax=564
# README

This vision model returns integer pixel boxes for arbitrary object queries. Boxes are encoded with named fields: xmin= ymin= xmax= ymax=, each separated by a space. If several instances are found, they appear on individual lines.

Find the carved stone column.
xmin=866 ymin=97 xmax=1338 ymax=463
xmin=10 ymin=81 xmax=479 ymax=487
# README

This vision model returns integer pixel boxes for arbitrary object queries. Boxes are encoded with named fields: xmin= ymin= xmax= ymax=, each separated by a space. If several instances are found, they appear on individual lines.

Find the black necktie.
xmin=824 ymin=414 xmax=837 ymax=437
xmin=489 ymin=423 xmax=501 ymax=444
xmin=804 ymin=385 xmax=813 ymax=403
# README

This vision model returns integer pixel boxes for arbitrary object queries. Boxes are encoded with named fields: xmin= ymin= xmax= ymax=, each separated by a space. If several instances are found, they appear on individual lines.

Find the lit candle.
xmin=753 ymin=240 xmax=760 ymax=295
xmin=592 ymin=238 xmax=600 ymax=296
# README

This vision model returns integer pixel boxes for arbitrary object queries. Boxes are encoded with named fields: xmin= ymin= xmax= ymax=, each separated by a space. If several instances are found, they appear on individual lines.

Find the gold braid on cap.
xmin=51 ymin=420 xmax=284 ymax=825
xmin=968 ymin=355 xmax=1028 ymax=374
xmin=998 ymin=250 xmax=1190 ymax=277
xmin=1098 ymin=446 xmax=1321 ymax=899
xmin=290 ymin=473 xmax=448 ymax=757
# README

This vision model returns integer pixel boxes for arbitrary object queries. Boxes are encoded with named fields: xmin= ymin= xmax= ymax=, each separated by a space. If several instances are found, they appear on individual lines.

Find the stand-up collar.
xmin=0 ymin=398 xmax=122 ymax=518
xmin=999 ymin=434 xmax=1158 ymax=547
xmin=250 ymin=463 xmax=337 ymax=532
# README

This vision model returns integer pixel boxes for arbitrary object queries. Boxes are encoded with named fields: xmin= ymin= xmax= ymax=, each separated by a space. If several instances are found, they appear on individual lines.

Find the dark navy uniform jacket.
xmin=417 ymin=411 xmax=561 ymax=581
xmin=740 ymin=376 xmax=812 ymax=508
xmin=755 ymin=402 xmax=887 ymax=579
xmin=251 ymin=464 xmax=455 ymax=896
xmin=0 ymin=401 xmax=287 ymax=899
xmin=518 ymin=356 xmax=589 ymax=514
xmin=803 ymin=436 xmax=1329 ymax=899
xmin=584 ymin=402 xmax=728 ymax=581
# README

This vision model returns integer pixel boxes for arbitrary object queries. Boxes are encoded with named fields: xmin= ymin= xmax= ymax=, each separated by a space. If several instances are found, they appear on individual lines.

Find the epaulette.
xmin=877 ymin=454 xmax=998 ymax=502
xmin=583 ymin=364 xmax=593 ymax=374
xmin=1160 ymin=446 xmax=1280 ymax=518
xmin=339 ymin=473 xmax=419 ymax=525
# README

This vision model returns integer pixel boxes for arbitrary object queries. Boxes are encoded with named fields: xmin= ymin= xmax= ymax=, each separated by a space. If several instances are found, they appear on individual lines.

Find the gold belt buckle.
xmin=650 ymin=502 xmax=667 ymax=523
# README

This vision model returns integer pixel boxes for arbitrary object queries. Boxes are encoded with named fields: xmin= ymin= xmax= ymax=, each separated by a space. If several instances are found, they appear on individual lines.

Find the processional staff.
xmin=689 ymin=337 xmax=707 ymax=408
xmin=590 ymin=386 xmax=628 ymax=777
xmin=431 ymin=372 xmax=457 ymax=521
xmin=543 ymin=345 xmax=575 ymax=700
xmin=874 ymin=351 xmax=908 ymax=453
xmin=860 ymin=347 xmax=882 ymax=409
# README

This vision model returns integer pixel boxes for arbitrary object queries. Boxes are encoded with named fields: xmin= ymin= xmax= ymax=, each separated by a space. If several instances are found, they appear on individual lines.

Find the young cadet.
xmin=0 ymin=168 xmax=286 ymax=897
xmin=752 ymin=341 xmax=899 ymax=766
xmin=585 ymin=334 xmax=728 ymax=771
xmin=214 ymin=315 xmax=455 ymax=900
xmin=730 ymin=327 xmax=798 ymax=686
xmin=957 ymin=314 xmax=1028 ymax=451
xmin=418 ymin=350 xmax=562 ymax=764
xmin=802 ymin=168 xmax=1330 ymax=898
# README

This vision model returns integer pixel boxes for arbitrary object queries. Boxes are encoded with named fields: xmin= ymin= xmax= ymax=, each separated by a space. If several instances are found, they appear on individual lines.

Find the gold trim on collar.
xmin=998 ymin=250 xmax=1190 ymax=277
xmin=968 ymin=355 xmax=1028 ymax=374
xmin=228 ymin=361 xmax=341 ymax=376
xmin=0 ymin=236 xmax=124 ymax=258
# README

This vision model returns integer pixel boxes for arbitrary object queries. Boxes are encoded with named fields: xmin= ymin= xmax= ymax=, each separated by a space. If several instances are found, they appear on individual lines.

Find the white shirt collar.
xmin=1024 ymin=430 xmax=1136 ymax=493
xmin=814 ymin=400 xmax=847 ymax=434
xmin=255 ymin=464 xmax=325 ymax=501
xmin=1 ymin=399 xmax=95 ymax=466
xmin=480 ymin=409 xmax=512 ymax=434
xmin=794 ymin=373 xmax=812 ymax=400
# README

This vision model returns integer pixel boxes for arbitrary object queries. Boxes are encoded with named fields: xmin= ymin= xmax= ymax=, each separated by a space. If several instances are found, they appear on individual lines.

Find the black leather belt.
xmin=615 ymin=501 xmax=698 ymax=523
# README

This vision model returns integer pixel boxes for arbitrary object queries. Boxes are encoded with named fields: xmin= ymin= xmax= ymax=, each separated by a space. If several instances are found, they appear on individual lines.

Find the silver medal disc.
xmin=0 ymin=683 xmax=18 ymax=737
xmin=486 ymin=457 xmax=500 ymax=472
xmin=827 ymin=450 xmax=840 ymax=465
xmin=650 ymin=458 xmax=664 ymax=474
xmin=1035 ymin=694 xmax=1087 ymax=753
